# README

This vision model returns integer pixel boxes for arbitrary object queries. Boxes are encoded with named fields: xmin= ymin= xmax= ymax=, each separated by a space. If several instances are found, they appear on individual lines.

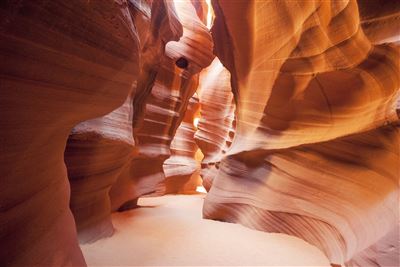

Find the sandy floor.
xmin=81 ymin=194 xmax=330 ymax=266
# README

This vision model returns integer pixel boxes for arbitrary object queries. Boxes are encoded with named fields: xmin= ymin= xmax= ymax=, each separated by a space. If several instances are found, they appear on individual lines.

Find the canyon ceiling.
xmin=0 ymin=0 xmax=399 ymax=267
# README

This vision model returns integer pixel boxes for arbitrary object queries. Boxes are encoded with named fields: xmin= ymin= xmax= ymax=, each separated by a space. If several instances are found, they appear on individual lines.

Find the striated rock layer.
xmin=63 ymin=0 xmax=182 ymax=243
xmin=0 ymin=0 xmax=144 ymax=266
xmin=110 ymin=0 xmax=214 ymax=211
xmin=163 ymin=94 xmax=202 ymax=194
xmin=357 ymin=0 xmax=400 ymax=45
xmin=195 ymin=57 xmax=235 ymax=191
xmin=109 ymin=60 xmax=199 ymax=211
xmin=205 ymin=0 xmax=400 ymax=266
xmin=64 ymin=94 xmax=136 ymax=244
xmin=204 ymin=125 xmax=399 ymax=266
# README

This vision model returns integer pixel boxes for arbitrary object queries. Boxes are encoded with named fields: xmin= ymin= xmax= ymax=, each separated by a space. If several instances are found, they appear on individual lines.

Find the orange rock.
xmin=163 ymin=94 xmax=202 ymax=194
xmin=110 ymin=0 xmax=214 ymax=210
xmin=206 ymin=0 xmax=400 ymax=266
xmin=195 ymin=57 xmax=235 ymax=190
xmin=0 ymin=0 xmax=141 ymax=265
xmin=64 ymin=0 xmax=182 ymax=244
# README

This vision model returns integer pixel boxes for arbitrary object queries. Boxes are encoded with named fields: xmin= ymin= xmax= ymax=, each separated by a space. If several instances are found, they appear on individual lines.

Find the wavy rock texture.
xmin=64 ymin=95 xmax=136 ymax=244
xmin=205 ymin=0 xmax=400 ymax=266
xmin=195 ymin=58 xmax=235 ymax=191
xmin=0 ymin=0 xmax=144 ymax=266
xmin=162 ymin=94 xmax=202 ymax=194
xmin=63 ymin=0 xmax=182 ymax=244
xmin=357 ymin=0 xmax=400 ymax=44
xmin=109 ymin=61 xmax=198 ymax=211
xmin=190 ymin=0 xmax=209 ymax=25
xmin=110 ymin=0 xmax=214 ymax=211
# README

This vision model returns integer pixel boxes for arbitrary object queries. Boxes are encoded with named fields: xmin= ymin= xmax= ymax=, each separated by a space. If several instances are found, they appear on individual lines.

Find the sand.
xmin=81 ymin=194 xmax=330 ymax=266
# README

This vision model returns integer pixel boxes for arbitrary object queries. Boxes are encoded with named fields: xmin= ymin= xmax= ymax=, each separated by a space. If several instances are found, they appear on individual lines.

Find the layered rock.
xmin=162 ymin=94 xmax=202 ymax=194
xmin=204 ymin=125 xmax=399 ymax=266
xmin=190 ymin=0 xmax=210 ymax=27
xmin=0 ymin=1 xmax=143 ymax=266
xmin=110 ymin=0 xmax=214 ymax=211
xmin=195 ymin=58 xmax=235 ymax=191
xmin=205 ymin=0 xmax=400 ymax=266
xmin=64 ymin=0 xmax=182 ymax=243
xmin=357 ymin=0 xmax=400 ymax=44
xmin=109 ymin=60 xmax=199 ymax=211
xmin=64 ymin=95 xmax=135 ymax=243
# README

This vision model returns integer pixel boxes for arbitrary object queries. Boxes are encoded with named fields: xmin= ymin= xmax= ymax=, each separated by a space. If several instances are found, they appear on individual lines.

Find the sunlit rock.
xmin=110 ymin=0 xmax=214 ymax=211
xmin=205 ymin=0 xmax=400 ymax=266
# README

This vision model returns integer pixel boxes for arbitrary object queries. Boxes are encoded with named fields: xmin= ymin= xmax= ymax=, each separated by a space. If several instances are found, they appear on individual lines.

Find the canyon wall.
xmin=0 ymin=0 xmax=181 ymax=265
xmin=1 ymin=0 xmax=398 ymax=266
xmin=195 ymin=58 xmax=236 ymax=191
xmin=64 ymin=0 xmax=182 ymax=243
xmin=205 ymin=0 xmax=400 ymax=266
xmin=65 ymin=95 xmax=135 ymax=243
xmin=109 ymin=0 xmax=214 ymax=212
xmin=163 ymin=94 xmax=202 ymax=194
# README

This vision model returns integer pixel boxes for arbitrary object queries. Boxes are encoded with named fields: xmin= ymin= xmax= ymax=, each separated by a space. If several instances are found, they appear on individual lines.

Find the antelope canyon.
xmin=0 ymin=1 xmax=398 ymax=267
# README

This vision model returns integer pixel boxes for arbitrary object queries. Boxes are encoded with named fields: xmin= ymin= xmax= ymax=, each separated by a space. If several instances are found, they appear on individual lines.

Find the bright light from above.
xmin=196 ymin=185 xmax=207 ymax=193
xmin=193 ymin=117 xmax=200 ymax=128
xmin=205 ymin=0 xmax=213 ymax=29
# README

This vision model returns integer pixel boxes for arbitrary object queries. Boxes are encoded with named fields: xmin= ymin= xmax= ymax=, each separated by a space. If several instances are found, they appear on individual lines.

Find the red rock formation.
xmin=357 ymin=0 xmax=400 ymax=44
xmin=204 ymin=125 xmax=399 ymax=266
xmin=195 ymin=58 xmax=235 ymax=191
xmin=163 ymin=94 xmax=202 ymax=194
xmin=1 ymin=0 xmax=398 ymax=266
xmin=0 ymin=1 xmax=143 ymax=266
xmin=109 ymin=61 xmax=199 ymax=211
xmin=64 ymin=0 xmax=182 ymax=243
xmin=64 ymin=95 xmax=135 ymax=243
xmin=110 ymin=0 xmax=214 ymax=211
xmin=190 ymin=0 xmax=210 ymax=26
xmin=205 ymin=0 xmax=400 ymax=266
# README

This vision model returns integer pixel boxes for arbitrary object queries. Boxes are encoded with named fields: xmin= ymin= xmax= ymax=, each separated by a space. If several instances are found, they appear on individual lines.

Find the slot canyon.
xmin=0 ymin=0 xmax=399 ymax=266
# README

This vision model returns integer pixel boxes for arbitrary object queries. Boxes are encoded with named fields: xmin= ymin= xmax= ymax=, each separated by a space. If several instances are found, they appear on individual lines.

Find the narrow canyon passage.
xmin=0 ymin=0 xmax=399 ymax=267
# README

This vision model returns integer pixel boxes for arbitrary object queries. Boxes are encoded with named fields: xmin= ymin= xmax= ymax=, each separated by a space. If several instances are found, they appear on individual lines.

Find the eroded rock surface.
xmin=64 ymin=0 xmax=182 ymax=244
xmin=195 ymin=58 xmax=235 ymax=191
xmin=163 ymin=94 xmax=202 ymax=194
xmin=1 ymin=0 xmax=398 ymax=266
xmin=110 ymin=0 xmax=214 ymax=211
xmin=357 ymin=0 xmax=400 ymax=44
xmin=205 ymin=0 xmax=400 ymax=266
xmin=64 ymin=94 xmax=136 ymax=243
xmin=0 ymin=0 xmax=143 ymax=265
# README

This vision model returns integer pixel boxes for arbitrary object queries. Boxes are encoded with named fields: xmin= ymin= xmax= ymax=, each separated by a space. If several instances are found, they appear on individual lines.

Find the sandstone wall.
xmin=163 ymin=94 xmax=202 ymax=194
xmin=206 ymin=0 xmax=400 ymax=266
xmin=0 ymin=0 xmax=151 ymax=265
xmin=195 ymin=58 xmax=236 ymax=191
xmin=109 ymin=0 xmax=214 ymax=211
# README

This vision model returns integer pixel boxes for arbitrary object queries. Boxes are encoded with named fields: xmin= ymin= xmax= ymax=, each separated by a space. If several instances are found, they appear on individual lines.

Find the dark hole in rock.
xmin=176 ymin=57 xmax=189 ymax=69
